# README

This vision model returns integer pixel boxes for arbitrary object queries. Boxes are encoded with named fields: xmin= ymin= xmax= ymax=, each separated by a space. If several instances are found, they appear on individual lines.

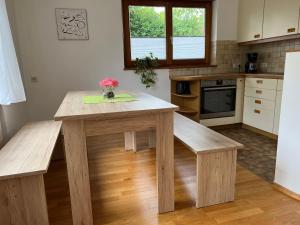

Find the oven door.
xmin=201 ymin=86 xmax=236 ymax=119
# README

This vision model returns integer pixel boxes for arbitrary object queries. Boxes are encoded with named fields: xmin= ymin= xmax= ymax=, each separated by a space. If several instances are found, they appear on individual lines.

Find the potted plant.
xmin=134 ymin=53 xmax=159 ymax=88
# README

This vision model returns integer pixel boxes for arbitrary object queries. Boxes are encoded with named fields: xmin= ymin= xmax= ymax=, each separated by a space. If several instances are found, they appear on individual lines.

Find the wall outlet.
xmin=233 ymin=64 xmax=241 ymax=72
xmin=261 ymin=63 xmax=268 ymax=69
xmin=31 ymin=76 xmax=38 ymax=83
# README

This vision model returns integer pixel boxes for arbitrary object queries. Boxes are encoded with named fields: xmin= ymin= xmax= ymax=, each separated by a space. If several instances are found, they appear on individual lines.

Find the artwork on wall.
xmin=55 ymin=8 xmax=89 ymax=40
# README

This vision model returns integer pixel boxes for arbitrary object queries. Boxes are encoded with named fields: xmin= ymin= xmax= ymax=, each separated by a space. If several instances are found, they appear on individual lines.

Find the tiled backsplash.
xmin=244 ymin=39 xmax=300 ymax=73
xmin=170 ymin=39 xmax=300 ymax=76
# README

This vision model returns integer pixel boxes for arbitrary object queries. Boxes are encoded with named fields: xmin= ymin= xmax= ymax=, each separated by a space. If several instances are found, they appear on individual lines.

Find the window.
xmin=122 ymin=0 xmax=212 ymax=68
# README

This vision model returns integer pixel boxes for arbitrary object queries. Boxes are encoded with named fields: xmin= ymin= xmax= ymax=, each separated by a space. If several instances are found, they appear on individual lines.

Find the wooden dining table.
xmin=54 ymin=91 xmax=178 ymax=225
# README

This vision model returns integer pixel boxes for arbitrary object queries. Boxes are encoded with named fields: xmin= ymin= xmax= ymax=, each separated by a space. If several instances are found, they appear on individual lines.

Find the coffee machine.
xmin=245 ymin=53 xmax=258 ymax=73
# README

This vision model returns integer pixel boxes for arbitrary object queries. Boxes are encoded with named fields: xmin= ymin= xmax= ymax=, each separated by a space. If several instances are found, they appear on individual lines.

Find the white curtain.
xmin=0 ymin=0 xmax=26 ymax=105
xmin=0 ymin=119 xmax=3 ymax=146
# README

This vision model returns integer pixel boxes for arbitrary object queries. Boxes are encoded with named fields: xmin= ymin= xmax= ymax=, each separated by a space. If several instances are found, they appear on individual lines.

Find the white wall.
xmin=11 ymin=0 xmax=239 ymax=121
xmin=0 ymin=103 xmax=28 ymax=141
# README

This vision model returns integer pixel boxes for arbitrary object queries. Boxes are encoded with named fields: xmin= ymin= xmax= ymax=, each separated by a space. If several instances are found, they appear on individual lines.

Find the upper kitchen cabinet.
xmin=263 ymin=0 xmax=300 ymax=39
xmin=238 ymin=0 xmax=265 ymax=43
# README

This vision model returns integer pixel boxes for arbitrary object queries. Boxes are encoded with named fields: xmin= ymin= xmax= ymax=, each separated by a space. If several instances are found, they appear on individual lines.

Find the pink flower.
xmin=99 ymin=78 xmax=119 ymax=88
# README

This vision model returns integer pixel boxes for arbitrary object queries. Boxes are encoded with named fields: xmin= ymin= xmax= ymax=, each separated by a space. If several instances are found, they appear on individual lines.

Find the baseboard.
xmin=242 ymin=124 xmax=278 ymax=140
xmin=273 ymin=182 xmax=300 ymax=201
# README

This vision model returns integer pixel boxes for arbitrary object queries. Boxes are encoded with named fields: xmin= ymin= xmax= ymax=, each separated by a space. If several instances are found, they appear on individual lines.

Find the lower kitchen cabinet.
xmin=243 ymin=78 xmax=283 ymax=135
xmin=243 ymin=96 xmax=275 ymax=133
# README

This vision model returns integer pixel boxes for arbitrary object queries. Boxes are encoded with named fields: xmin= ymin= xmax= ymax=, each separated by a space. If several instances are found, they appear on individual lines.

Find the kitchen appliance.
xmin=200 ymin=79 xmax=237 ymax=119
xmin=245 ymin=53 xmax=258 ymax=73
xmin=176 ymin=81 xmax=191 ymax=95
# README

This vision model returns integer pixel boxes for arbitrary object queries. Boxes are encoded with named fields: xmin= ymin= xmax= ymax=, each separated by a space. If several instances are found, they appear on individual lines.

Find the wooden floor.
xmin=45 ymin=135 xmax=300 ymax=225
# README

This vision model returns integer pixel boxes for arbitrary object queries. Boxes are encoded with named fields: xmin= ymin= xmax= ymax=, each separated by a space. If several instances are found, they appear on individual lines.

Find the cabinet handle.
xmin=255 ymin=99 xmax=262 ymax=104
xmin=254 ymin=109 xmax=261 ymax=114
xmin=254 ymin=34 xmax=261 ymax=39
xmin=256 ymin=90 xmax=262 ymax=94
xmin=287 ymin=28 xmax=296 ymax=33
xmin=256 ymin=80 xmax=263 ymax=84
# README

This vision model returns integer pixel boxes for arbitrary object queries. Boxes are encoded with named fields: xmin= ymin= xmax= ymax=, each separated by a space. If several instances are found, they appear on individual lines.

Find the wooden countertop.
xmin=170 ymin=73 xmax=284 ymax=81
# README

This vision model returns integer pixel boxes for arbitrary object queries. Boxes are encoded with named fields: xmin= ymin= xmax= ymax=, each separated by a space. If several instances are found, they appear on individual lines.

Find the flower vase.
xmin=104 ymin=91 xmax=115 ymax=99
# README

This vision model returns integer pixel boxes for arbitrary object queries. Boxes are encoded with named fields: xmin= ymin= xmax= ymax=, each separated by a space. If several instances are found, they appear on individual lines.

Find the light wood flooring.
xmin=45 ymin=135 xmax=300 ymax=225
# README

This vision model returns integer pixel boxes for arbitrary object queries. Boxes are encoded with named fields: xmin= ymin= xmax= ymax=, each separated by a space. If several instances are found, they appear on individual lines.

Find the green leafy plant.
xmin=134 ymin=53 xmax=159 ymax=88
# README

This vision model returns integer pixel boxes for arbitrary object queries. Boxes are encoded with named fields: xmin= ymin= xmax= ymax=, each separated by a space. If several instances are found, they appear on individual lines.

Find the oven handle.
xmin=203 ymin=86 xmax=237 ymax=91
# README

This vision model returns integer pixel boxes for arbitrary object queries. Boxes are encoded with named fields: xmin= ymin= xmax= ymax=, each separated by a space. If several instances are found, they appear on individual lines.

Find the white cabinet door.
xmin=273 ymin=91 xmax=282 ymax=135
xmin=244 ymin=87 xmax=277 ymax=101
xmin=263 ymin=0 xmax=300 ymax=39
xmin=243 ymin=97 xmax=275 ymax=133
xmin=238 ymin=0 xmax=265 ymax=42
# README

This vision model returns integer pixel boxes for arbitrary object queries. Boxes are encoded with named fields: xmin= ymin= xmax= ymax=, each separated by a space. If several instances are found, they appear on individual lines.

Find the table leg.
xmin=148 ymin=129 xmax=156 ymax=149
xmin=156 ymin=112 xmax=174 ymax=213
xmin=63 ymin=120 xmax=93 ymax=225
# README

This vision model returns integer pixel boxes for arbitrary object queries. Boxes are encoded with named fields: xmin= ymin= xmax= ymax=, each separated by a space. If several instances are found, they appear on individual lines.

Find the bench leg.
xmin=125 ymin=130 xmax=156 ymax=151
xmin=124 ymin=131 xmax=137 ymax=152
xmin=196 ymin=148 xmax=237 ymax=208
xmin=148 ymin=129 xmax=156 ymax=149
xmin=0 ymin=175 xmax=49 ymax=225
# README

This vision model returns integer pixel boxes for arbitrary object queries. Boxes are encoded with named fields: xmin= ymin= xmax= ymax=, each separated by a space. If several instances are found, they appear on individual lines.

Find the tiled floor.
xmin=215 ymin=127 xmax=277 ymax=183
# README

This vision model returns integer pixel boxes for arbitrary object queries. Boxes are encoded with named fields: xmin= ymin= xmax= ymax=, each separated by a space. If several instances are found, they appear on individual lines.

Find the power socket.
xmin=31 ymin=76 xmax=38 ymax=83
xmin=261 ymin=63 xmax=268 ymax=69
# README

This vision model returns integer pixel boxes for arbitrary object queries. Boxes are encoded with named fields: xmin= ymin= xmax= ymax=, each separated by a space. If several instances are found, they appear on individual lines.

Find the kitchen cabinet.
xmin=263 ymin=0 xmax=300 ymax=39
xmin=243 ymin=97 xmax=275 ymax=132
xmin=238 ymin=0 xmax=265 ymax=42
xmin=244 ymin=87 xmax=277 ymax=101
xmin=243 ymin=78 xmax=283 ymax=134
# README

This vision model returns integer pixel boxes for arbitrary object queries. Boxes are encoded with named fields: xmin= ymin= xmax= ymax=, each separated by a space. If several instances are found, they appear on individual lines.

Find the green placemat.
xmin=83 ymin=93 xmax=137 ymax=104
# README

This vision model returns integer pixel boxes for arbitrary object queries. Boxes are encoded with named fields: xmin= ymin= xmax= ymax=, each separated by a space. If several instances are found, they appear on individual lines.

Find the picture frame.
xmin=55 ymin=8 xmax=89 ymax=40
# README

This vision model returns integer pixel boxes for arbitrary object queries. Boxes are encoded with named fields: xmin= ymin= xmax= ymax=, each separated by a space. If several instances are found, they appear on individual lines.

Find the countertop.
xmin=169 ymin=73 xmax=284 ymax=81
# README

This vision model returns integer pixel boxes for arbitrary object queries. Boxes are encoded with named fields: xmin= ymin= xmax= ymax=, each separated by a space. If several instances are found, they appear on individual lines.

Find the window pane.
xmin=129 ymin=6 xmax=166 ymax=60
xmin=172 ymin=7 xmax=205 ymax=60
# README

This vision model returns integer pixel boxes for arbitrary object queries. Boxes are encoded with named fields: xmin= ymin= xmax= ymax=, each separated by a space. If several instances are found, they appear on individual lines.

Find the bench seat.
xmin=0 ymin=120 xmax=62 ymax=225
xmin=0 ymin=121 xmax=62 ymax=180
xmin=174 ymin=113 xmax=243 ymax=153
xmin=125 ymin=112 xmax=243 ymax=208
xmin=174 ymin=113 xmax=243 ymax=208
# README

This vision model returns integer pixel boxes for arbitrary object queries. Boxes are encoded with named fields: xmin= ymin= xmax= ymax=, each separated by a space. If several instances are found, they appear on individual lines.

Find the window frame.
xmin=122 ymin=0 xmax=212 ymax=69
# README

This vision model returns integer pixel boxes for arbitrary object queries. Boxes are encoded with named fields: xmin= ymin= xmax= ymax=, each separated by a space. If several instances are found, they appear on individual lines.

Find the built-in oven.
xmin=200 ymin=79 xmax=237 ymax=119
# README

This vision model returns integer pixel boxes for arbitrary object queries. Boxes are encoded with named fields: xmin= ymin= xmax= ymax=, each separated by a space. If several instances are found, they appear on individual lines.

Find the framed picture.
xmin=55 ymin=8 xmax=89 ymax=40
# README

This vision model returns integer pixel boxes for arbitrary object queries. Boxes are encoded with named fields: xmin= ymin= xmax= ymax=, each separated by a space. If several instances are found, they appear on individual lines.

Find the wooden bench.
xmin=125 ymin=112 xmax=243 ymax=208
xmin=174 ymin=113 xmax=243 ymax=208
xmin=0 ymin=121 xmax=62 ymax=225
